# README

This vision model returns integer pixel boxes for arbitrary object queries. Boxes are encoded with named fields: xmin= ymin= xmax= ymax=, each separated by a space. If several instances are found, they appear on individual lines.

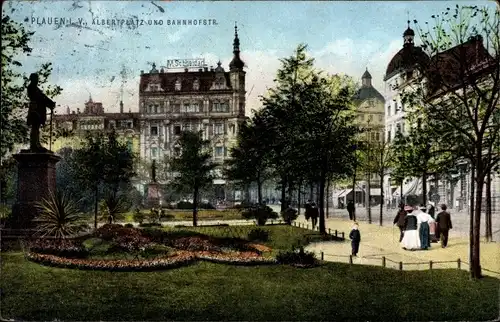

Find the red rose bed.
xmin=25 ymin=224 xmax=277 ymax=271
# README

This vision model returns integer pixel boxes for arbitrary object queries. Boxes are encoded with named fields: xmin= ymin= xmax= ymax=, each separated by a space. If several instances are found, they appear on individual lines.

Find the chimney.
xmin=66 ymin=106 xmax=70 ymax=115
xmin=77 ymin=108 xmax=80 ymax=114
xmin=120 ymin=100 xmax=124 ymax=114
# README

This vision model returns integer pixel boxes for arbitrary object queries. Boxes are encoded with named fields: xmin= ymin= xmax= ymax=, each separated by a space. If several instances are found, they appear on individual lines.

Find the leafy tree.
xmin=70 ymin=130 xmax=136 ymax=229
xmin=298 ymin=73 xmax=360 ymax=233
xmin=224 ymin=112 xmax=272 ymax=205
xmin=169 ymin=130 xmax=216 ymax=226
xmin=259 ymin=44 xmax=316 ymax=212
xmin=1 ymin=15 xmax=62 ymax=160
xmin=404 ymin=6 xmax=499 ymax=279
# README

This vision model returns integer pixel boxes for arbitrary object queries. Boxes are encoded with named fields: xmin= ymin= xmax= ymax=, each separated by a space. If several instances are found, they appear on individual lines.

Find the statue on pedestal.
xmin=26 ymin=73 xmax=55 ymax=152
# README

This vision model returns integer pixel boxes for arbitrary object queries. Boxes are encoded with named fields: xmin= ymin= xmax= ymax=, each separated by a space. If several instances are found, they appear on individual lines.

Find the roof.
xmin=54 ymin=112 xmax=140 ymax=121
xmin=139 ymin=70 xmax=232 ymax=93
xmin=424 ymin=36 xmax=494 ymax=96
xmin=362 ymin=69 xmax=372 ymax=79
xmin=384 ymin=45 xmax=430 ymax=81
xmin=354 ymin=86 xmax=385 ymax=103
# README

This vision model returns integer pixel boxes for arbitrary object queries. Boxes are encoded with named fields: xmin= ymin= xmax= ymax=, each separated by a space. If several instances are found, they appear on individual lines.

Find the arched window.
xmin=175 ymin=79 xmax=181 ymax=91
xmin=193 ymin=79 xmax=200 ymax=90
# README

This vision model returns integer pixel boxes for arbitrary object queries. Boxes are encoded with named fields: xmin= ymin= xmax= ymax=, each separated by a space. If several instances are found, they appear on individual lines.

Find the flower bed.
xmin=26 ymin=251 xmax=197 ymax=272
xmin=26 ymin=238 xmax=89 ymax=258
xmin=195 ymin=250 xmax=277 ymax=265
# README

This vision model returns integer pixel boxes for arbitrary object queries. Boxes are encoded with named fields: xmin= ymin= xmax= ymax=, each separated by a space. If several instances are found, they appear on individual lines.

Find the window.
xmin=215 ymin=146 xmax=224 ymax=157
xmin=128 ymin=122 xmax=133 ymax=128
xmin=378 ymin=115 xmax=383 ymax=122
xmin=174 ymin=126 xmax=181 ymax=135
xmin=368 ymin=114 xmax=373 ymax=121
xmin=175 ymin=79 xmax=181 ymax=91
xmin=182 ymin=123 xmax=193 ymax=132
xmin=396 ymin=123 xmax=401 ymax=133
xmin=150 ymin=126 xmax=158 ymax=136
xmin=376 ymin=132 xmax=380 ymax=141
xmin=173 ymin=103 xmax=181 ymax=113
xmin=212 ymin=102 xmax=229 ymax=113
xmin=193 ymin=79 xmax=200 ymax=90
xmin=387 ymin=131 xmax=392 ymax=142
xmin=387 ymin=104 xmax=391 ymax=116
xmin=358 ymin=114 xmax=364 ymax=121
xmin=151 ymin=147 xmax=158 ymax=158
xmin=214 ymin=123 xmax=224 ymax=135
xmin=191 ymin=103 xmax=199 ymax=113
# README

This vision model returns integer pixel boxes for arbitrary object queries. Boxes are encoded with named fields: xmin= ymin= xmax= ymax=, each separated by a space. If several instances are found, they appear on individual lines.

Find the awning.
xmin=392 ymin=178 xmax=420 ymax=197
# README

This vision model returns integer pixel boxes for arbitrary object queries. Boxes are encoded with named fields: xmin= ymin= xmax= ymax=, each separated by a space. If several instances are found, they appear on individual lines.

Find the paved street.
xmin=280 ymin=207 xmax=500 ymax=277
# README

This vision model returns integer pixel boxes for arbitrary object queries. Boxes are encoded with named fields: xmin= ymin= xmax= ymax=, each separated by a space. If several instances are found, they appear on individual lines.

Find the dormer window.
xmin=193 ymin=79 xmax=200 ymax=90
xmin=175 ymin=79 xmax=181 ymax=91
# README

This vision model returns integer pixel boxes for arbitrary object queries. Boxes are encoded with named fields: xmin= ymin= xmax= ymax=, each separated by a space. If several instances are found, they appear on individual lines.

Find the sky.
xmin=3 ymin=0 xmax=498 ymax=115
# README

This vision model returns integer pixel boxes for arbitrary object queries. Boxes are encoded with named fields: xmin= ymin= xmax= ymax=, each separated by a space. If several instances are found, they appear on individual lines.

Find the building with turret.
xmin=138 ymin=24 xmax=247 ymax=200
xmin=382 ymin=21 xmax=500 ymax=213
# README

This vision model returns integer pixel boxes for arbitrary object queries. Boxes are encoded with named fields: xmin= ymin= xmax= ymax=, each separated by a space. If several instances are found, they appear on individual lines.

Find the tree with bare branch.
xmin=401 ymin=5 xmax=499 ymax=279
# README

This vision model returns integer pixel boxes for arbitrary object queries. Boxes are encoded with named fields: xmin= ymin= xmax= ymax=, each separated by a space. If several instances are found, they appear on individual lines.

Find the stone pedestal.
xmin=10 ymin=150 xmax=61 ymax=229
xmin=146 ymin=182 xmax=161 ymax=208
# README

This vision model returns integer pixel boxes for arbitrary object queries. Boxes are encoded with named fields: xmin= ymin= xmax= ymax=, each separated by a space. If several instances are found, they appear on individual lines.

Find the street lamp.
xmin=351 ymin=143 xmax=357 ymax=221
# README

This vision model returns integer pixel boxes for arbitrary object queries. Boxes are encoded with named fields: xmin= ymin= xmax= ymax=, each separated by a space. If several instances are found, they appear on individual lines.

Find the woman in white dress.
xmin=401 ymin=205 xmax=420 ymax=250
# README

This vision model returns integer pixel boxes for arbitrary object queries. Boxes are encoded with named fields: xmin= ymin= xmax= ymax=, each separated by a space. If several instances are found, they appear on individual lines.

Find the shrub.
xmin=124 ymin=223 xmax=134 ymax=228
xmin=139 ymin=223 xmax=162 ymax=228
xmin=133 ymin=208 xmax=145 ymax=224
xmin=276 ymin=248 xmax=317 ymax=267
xmin=161 ymin=214 xmax=175 ymax=221
xmin=281 ymin=207 xmax=298 ymax=225
xmin=33 ymin=190 xmax=88 ymax=238
xmin=241 ymin=205 xmax=278 ymax=225
xmin=176 ymin=201 xmax=193 ymax=209
xmin=200 ymin=202 xmax=215 ymax=209
xmin=247 ymin=228 xmax=269 ymax=242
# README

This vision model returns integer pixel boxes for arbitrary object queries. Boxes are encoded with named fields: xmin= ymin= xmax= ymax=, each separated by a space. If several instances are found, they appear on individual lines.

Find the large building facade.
xmin=382 ymin=22 xmax=500 ymax=212
xmin=52 ymin=97 xmax=141 ymax=154
xmin=138 ymin=26 xmax=247 ymax=198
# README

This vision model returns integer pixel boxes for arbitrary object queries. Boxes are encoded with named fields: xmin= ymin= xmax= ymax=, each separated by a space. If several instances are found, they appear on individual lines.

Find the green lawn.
xmin=1 ymin=225 xmax=498 ymax=321
xmin=1 ymin=253 xmax=498 ymax=321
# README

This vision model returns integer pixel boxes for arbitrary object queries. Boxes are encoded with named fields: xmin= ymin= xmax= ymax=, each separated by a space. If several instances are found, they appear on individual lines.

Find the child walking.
xmin=349 ymin=222 xmax=361 ymax=257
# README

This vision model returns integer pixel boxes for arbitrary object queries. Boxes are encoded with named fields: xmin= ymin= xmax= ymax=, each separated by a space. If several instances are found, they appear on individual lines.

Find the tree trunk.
xmin=352 ymin=169 xmax=356 ymax=221
xmin=94 ymin=186 xmax=99 ymax=230
xmin=469 ymin=164 xmax=475 ymax=279
xmin=379 ymin=172 xmax=384 ymax=226
xmin=400 ymin=180 xmax=403 ymax=204
xmin=326 ymin=179 xmax=330 ymax=219
xmin=192 ymin=186 xmax=199 ymax=227
xmin=422 ymin=172 xmax=428 ymax=207
xmin=318 ymin=175 xmax=326 ymax=234
xmin=366 ymin=173 xmax=372 ymax=224
xmin=472 ymin=169 xmax=484 ymax=279
xmin=257 ymin=176 xmax=263 ymax=205
xmin=297 ymin=181 xmax=302 ymax=215
xmin=485 ymin=171 xmax=492 ymax=242
xmin=281 ymin=176 xmax=287 ymax=213
xmin=287 ymin=179 xmax=293 ymax=208
xmin=309 ymin=183 xmax=314 ymax=202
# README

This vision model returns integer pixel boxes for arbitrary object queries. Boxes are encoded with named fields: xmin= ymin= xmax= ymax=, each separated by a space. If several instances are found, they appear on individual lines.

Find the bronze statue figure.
xmin=151 ymin=159 xmax=157 ymax=183
xmin=26 ymin=73 xmax=55 ymax=152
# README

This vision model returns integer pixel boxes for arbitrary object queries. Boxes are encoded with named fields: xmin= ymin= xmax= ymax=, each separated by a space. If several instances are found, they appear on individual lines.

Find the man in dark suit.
xmin=347 ymin=200 xmax=355 ymax=221
xmin=393 ymin=203 xmax=407 ymax=242
xmin=436 ymin=204 xmax=453 ymax=248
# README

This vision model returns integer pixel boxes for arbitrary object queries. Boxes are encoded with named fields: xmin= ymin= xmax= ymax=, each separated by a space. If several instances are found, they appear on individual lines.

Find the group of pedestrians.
xmin=393 ymin=202 xmax=453 ymax=251
xmin=304 ymin=200 xmax=319 ymax=229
